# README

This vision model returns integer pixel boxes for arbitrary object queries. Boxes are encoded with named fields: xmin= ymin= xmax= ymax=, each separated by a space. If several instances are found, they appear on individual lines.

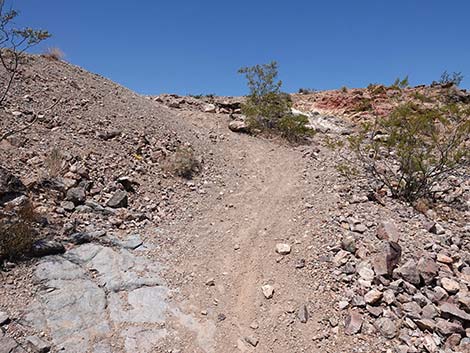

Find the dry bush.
xmin=44 ymin=147 xmax=63 ymax=177
xmin=0 ymin=201 xmax=39 ymax=261
xmin=42 ymin=47 xmax=64 ymax=61
xmin=165 ymin=147 xmax=201 ymax=179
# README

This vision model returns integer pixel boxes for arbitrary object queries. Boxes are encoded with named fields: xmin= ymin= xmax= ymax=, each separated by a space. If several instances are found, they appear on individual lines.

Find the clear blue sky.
xmin=13 ymin=0 xmax=470 ymax=95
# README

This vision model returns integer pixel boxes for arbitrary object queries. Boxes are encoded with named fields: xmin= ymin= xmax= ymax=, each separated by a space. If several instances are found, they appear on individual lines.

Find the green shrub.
xmin=238 ymin=61 xmax=313 ymax=142
xmin=298 ymin=88 xmax=316 ymax=94
xmin=350 ymin=103 xmax=470 ymax=202
xmin=390 ymin=76 xmax=409 ymax=90
xmin=367 ymin=84 xmax=387 ymax=96
xmin=412 ymin=91 xmax=434 ymax=103
xmin=277 ymin=114 xmax=314 ymax=143
xmin=353 ymin=98 xmax=373 ymax=113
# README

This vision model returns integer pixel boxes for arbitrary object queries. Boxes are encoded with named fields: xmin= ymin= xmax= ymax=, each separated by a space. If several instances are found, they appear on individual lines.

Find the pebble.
xmin=297 ymin=304 xmax=309 ymax=323
xmin=261 ymin=285 xmax=274 ymax=299
xmin=344 ymin=311 xmax=363 ymax=335
xmin=364 ymin=289 xmax=382 ymax=305
xmin=275 ymin=243 xmax=291 ymax=255
xmin=244 ymin=336 xmax=259 ymax=347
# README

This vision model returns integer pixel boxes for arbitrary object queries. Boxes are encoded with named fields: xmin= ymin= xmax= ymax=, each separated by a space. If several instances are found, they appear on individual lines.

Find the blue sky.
xmin=12 ymin=0 xmax=470 ymax=95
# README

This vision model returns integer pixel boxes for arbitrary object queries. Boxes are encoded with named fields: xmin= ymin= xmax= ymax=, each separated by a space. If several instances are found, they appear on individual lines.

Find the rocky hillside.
xmin=1 ymin=55 xmax=470 ymax=353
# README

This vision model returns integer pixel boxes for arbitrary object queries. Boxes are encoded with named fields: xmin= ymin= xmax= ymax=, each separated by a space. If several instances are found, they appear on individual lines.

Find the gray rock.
xmin=116 ymin=177 xmax=137 ymax=192
xmin=24 ymin=243 xmax=168 ymax=353
xmin=428 ymin=222 xmax=445 ymax=235
xmin=436 ymin=318 xmax=464 ymax=336
xmin=203 ymin=104 xmax=216 ymax=113
xmin=0 ymin=312 xmax=9 ymax=326
xmin=398 ymin=259 xmax=421 ymax=286
xmin=106 ymin=190 xmax=128 ymax=208
xmin=30 ymin=240 xmax=65 ymax=258
xmin=382 ymin=289 xmax=396 ymax=305
xmin=401 ymin=301 xmax=422 ymax=319
xmin=275 ymin=243 xmax=291 ymax=255
xmin=228 ymin=120 xmax=248 ymax=133
xmin=445 ymin=333 xmax=461 ymax=349
xmin=121 ymin=326 xmax=167 ymax=353
xmin=422 ymin=303 xmax=439 ymax=319
xmin=357 ymin=263 xmax=374 ymax=281
xmin=341 ymin=235 xmax=356 ymax=253
xmin=0 ymin=167 xmax=26 ymax=205
xmin=244 ymin=336 xmax=259 ymax=347
xmin=70 ymin=232 xmax=93 ymax=245
xmin=457 ymin=295 xmax=470 ymax=312
xmin=66 ymin=187 xmax=86 ymax=205
xmin=417 ymin=257 xmax=438 ymax=285
xmin=423 ymin=334 xmax=437 ymax=352
xmin=74 ymin=205 xmax=92 ymax=213
xmin=377 ymin=221 xmax=400 ymax=242
xmin=373 ymin=241 xmax=401 ymax=277
xmin=374 ymin=317 xmax=397 ymax=338
xmin=0 ymin=336 xmax=26 ymax=353
xmin=366 ymin=305 xmax=383 ymax=317
xmin=25 ymin=336 xmax=51 ymax=353
xmin=60 ymin=201 xmax=75 ymax=212
xmin=297 ymin=304 xmax=309 ymax=323
xmin=261 ymin=285 xmax=274 ymax=299
xmin=415 ymin=318 xmax=436 ymax=332
xmin=440 ymin=302 xmax=470 ymax=321
xmin=441 ymin=277 xmax=460 ymax=294
xmin=351 ymin=295 xmax=366 ymax=307
xmin=364 ymin=289 xmax=382 ymax=305
xmin=120 ymin=235 xmax=143 ymax=250
xmin=350 ymin=223 xmax=367 ymax=234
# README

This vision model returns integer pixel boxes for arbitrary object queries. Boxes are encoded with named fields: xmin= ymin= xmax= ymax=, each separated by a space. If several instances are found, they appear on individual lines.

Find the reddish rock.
xmin=377 ymin=221 xmax=400 ymax=242
xmin=417 ymin=257 xmax=439 ymax=285
xmin=344 ymin=311 xmax=363 ymax=335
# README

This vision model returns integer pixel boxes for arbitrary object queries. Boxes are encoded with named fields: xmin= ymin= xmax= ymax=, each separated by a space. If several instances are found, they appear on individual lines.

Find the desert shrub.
xmin=367 ymin=84 xmax=387 ymax=96
xmin=350 ymin=103 xmax=470 ymax=201
xmin=277 ymin=114 xmax=313 ymax=143
xmin=298 ymin=88 xmax=316 ymax=94
xmin=340 ymin=86 xmax=348 ymax=93
xmin=439 ymin=71 xmax=464 ymax=87
xmin=390 ymin=76 xmax=409 ymax=90
xmin=412 ymin=91 xmax=434 ymax=103
xmin=165 ymin=146 xmax=201 ymax=179
xmin=188 ymin=93 xmax=215 ymax=99
xmin=44 ymin=148 xmax=63 ymax=177
xmin=238 ymin=61 xmax=313 ymax=142
xmin=42 ymin=47 xmax=64 ymax=61
xmin=353 ymin=98 xmax=373 ymax=113
xmin=0 ymin=201 xmax=39 ymax=261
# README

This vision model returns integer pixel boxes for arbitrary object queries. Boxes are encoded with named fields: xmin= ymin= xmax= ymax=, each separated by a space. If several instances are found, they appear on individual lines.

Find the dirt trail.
xmin=159 ymin=111 xmax=343 ymax=352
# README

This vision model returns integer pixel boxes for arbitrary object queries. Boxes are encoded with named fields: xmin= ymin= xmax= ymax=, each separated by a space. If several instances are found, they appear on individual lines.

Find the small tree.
xmin=351 ymin=103 xmax=470 ymax=202
xmin=0 ymin=0 xmax=51 ymax=106
xmin=238 ymin=61 xmax=313 ymax=142
xmin=438 ymin=71 xmax=464 ymax=87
